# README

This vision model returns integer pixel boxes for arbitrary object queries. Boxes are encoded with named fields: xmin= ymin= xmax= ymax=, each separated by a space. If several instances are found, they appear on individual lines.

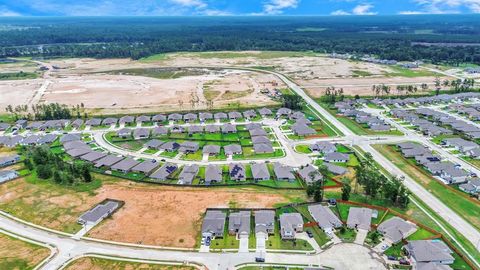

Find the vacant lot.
xmin=0 ymin=174 xmax=305 ymax=247
xmin=0 ymin=233 xmax=50 ymax=270
xmin=0 ymin=80 xmax=43 ymax=110
xmin=64 ymin=257 xmax=195 ymax=270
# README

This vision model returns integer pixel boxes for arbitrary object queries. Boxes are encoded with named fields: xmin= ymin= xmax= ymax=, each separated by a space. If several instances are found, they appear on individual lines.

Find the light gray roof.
xmin=202 ymin=210 xmax=226 ymax=236
xmin=160 ymin=141 xmax=180 ymax=151
xmin=253 ymin=143 xmax=274 ymax=154
xmin=131 ymin=160 xmax=159 ymax=174
xmin=78 ymin=200 xmax=119 ymax=224
xmin=291 ymin=123 xmax=316 ymax=136
xmin=0 ymin=170 xmax=18 ymax=183
xmin=214 ymin=112 xmax=228 ymax=119
xmin=205 ymin=164 xmax=222 ymax=184
xmin=279 ymin=213 xmax=303 ymax=239
xmin=119 ymin=115 xmax=135 ymax=124
xmin=86 ymin=118 xmax=102 ymax=126
xmin=417 ymin=262 xmax=453 ymax=270
xmin=228 ymin=111 xmax=242 ymax=119
xmin=168 ymin=113 xmax=182 ymax=121
xmin=228 ymin=211 xmax=251 ymax=235
xmin=60 ymin=133 xmax=81 ymax=143
xmin=324 ymin=152 xmax=350 ymax=162
xmin=245 ymin=123 xmax=262 ymax=130
xmin=205 ymin=125 xmax=220 ymax=133
xmin=133 ymin=128 xmax=149 ymax=138
xmin=324 ymin=162 xmax=348 ymax=175
xmin=0 ymin=155 xmax=20 ymax=166
xmin=347 ymin=207 xmax=372 ymax=231
xmin=4 ymin=136 xmax=23 ymax=147
xmin=21 ymin=135 xmax=41 ymax=145
xmin=152 ymin=114 xmax=167 ymax=122
xmin=111 ymin=158 xmax=140 ymax=172
xmin=277 ymin=107 xmax=292 ymax=116
xmin=152 ymin=126 xmax=168 ymax=135
xmin=308 ymin=204 xmax=342 ymax=230
xmin=188 ymin=125 xmax=203 ymax=133
xmin=102 ymin=117 xmax=117 ymax=125
xmin=183 ymin=113 xmax=197 ymax=121
xmin=273 ymin=163 xmax=295 ymax=180
xmin=0 ymin=123 xmax=10 ymax=131
xmin=251 ymin=163 xmax=270 ymax=180
xmin=378 ymin=217 xmax=417 ymax=243
xmin=144 ymin=139 xmax=164 ymax=149
xmin=406 ymin=240 xmax=454 ymax=263
xmin=67 ymin=147 xmax=91 ymax=158
xmin=178 ymin=164 xmax=199 ymax=184
xmin=117 ymin=128 xmax=132 ymax=137
xmin=255 ymin=210 xmax=275 ymax=234
xmin=94 ymin=155 xmax=124 ymax=168
xmin=203 ymin=144 xmax=221 ymax=155
xmin=80 ymin=151 xmax=107 ymax=162
xmin=258 ymin=108 xmax=273 ymax=116
xmin=310 ymin=141 xmax=336 ymax=153
xmin=136 ymin=115 xmax=151 ymax=123
xmin=252 ymin=136 xmax=270 ymax=144
xmin=199 ymin=112 xmax=213 ymax=120
xmin=178 ymin=141 xmax=199 ymax=153
xmin=71 ymin=119 xmax=84 ymax=127
xmin=243 ymin=110 xmax=257 ymax=118
xmin=150 ymin=163 xmax=178 ymax=180
xmin=224 ymin=144 xmax=242 ymax=155
xmin=249 ymin=128 xmax=268 ymax=137
xmin=38 ymin=134 xmax=58 ymax=145
xmin=298 ymin=165 xmax=323 ymax=184
xmin=63 ymin=140 xmax=89 ymax=150
xmin=221 ymin=123 xmax=237 ymax=133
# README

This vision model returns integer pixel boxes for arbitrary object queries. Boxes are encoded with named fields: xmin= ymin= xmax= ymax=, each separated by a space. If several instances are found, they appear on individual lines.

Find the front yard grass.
xmin=294 ymin=144 xmax=312 ymax=154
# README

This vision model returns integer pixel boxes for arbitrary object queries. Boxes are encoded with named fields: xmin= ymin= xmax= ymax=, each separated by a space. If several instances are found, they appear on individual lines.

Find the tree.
xmin=341 ymin=180 xmax=351 ymax=201
xmin=23 ymin=158 xmax=33 ymax=171
xmin=82 ymin=164 xmax=92 ymax=183
xmin=282 ymin=94 xmax=303 ymax=110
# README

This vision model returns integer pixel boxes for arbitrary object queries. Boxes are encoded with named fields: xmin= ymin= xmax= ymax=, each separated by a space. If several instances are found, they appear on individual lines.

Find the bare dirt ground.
xmin=0 ymin=232 xmax=50 ymax=269
xmin=65 ymin=257 xmax=195 ymax=270
xmin=0 ymin=80 xmax=43 ymax=109
xmin=0 ymin=175 xmax=305 ymax=247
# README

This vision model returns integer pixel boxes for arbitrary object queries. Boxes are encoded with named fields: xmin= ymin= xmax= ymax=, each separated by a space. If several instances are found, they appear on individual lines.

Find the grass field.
xmin=0 ymin=233 xmax=50 ymax=270
xmin=385 ymin=66 xmax=437 ymax=78
xmin=372 ymin=144 xmax=480 ymax=232
xmin=64 ymin=257 xmax=195 ymax=270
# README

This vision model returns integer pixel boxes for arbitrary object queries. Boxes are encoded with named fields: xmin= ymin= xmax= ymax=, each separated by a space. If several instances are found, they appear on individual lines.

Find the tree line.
xmin=5 ymin=103 xmax=87 ymax=121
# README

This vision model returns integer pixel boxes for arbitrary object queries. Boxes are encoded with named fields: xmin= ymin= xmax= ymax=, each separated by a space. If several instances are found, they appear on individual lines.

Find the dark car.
xmin=306 ymin=230 xmax=314 ymax=238
xmin=205 ymin=237 xmax=211 ymax=246
xmin=399 ymin=259 xmax=410 ymax=265
xmin=255 ymin=257 xmax=265 ymax=263
xmin=328 ymin=198 xmax=337 ymax=206
xmin=387 ymin=255 xmax=397 ymax=261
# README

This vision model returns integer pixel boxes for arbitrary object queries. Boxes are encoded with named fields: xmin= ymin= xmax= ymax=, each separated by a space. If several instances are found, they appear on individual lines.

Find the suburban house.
xmin=276 ymin=108 xmax=292 ymax=117
xmin=310 ymin=141 xmax=337 ymax=154
xmin=168 ymin=113 xmax=182 ymax=122
xmin=254 ymin=210 xmax=275 ymax=235
xmin=150 ymin=163 xmax=178 ymax=181
xmin=228 ymin=111 xmax=242 ymax=120
xmin=251 ymin=163 xmax=270 ymax=181
xmin=117 ymin=128 xmax=132 ymax=138
xmin=229 ymin=163 xmax=246 ymax=181
xmin=178 ymin=164 xmax=199 ymax=185
xmin=131 ymin=160 xmax=159 ymax=175
xmin=224 ymin=144 xmax=242 ymax=156
xmin=324 ymin=152 xmax=350 ymax=163
xmin=291 ymin=123 xmax=316 ymax=136
xmin=324 ymin=163 xmax=348 ymax=175
xmin=214 ymin=112 xmax=228 ymax=121
xmin=94 ymin=155 xmax=124 ymax=168
xmin=80 ymin=151 xmax=108 ymax=163
xmin=66 ymin=148 xmax=91 ymax=158
xmin=377 ymin=217 xmax=417 ymax=244
xmin=188 ymin=125 xmax=203 ymax=134
xmin=442 ymin=138 xmax=479 ymax=152
xmin=279 ymin=213 xmax=304 ymax=240
xmin=308 ymin=204 xmax=342 ymax=234
xmin=170 ymin=125 xmax=185 ymax=133
xmin=201 ymin=210 xmax=226 ymax=239
xmin=0 ymin=123 xmax=10 ymax=131
xmin=203 ymin=145 xmax=221 ymax=156
xmin=119 ymin=115 xmax=135 ymax=125
xmin=183 ymin=113 xmax=197 ymax=122
xmin=0 ymin=170 xmax=19 ymax=183
xmin=258 ymin=108 xmax=273 ymax=117
xmin=144 ymin=139 xmax=164 ymax=149
xmin=110 ymin=158 xmax=140 ymax=173
xmin=205 ymin=164 xmax=222 ymax=185
xmin=272 ymin=163 xmax=296 ymax=181
xmin=252 ymin=136 xmax=270 ymax=144
xmin=405 ymin=240 xmax=454 ymax=265
xmin=249 ymin=128 xmax=268 ymax=137
xmin=152 ymin=114 xmax=167 ymax=123
xmin=60 ymin=133 xmax=81 ymax=143
xmin=253 ymin=143 xmax=274 ymax=154
xmin=221 ymin=123 xmax=237 ymax=134
xmin=78 ymin=200 xmax=120 ymax=225
xmin=160 ymin=141 xmax=180 ymax=152
xmin=71 ymin=119 xmax=84 ymax=128
xmin=152 ymin=126 xmax=168 ymax=136
xmin=245 ymin=123 xmax=262 ymax=130
xmin=459 ymin=178 xmax=480 ymax=194
xmin=136 ymin=115 xmax=151 ymax=124
xmin=178 ymin=141 xmax=200 ymax=153
xmin=133 ymin=128 xmax=150 ymax=139
xmin=86 ymin=118 xmax=102 ymax=126
xmin=228 ymin=211 xmax=251 ymax=236
xmin=199 ymin=112 xmax=213 ymax=122
xmin=205 ymin=125 xmax=220 ymax=133
xmin=243 ymin=110 xmax=257 ymax=119
xmin=347 ymin=207 xmax=373 ymax=231
xmin=298 ymin=164 xmax=323 ymax=185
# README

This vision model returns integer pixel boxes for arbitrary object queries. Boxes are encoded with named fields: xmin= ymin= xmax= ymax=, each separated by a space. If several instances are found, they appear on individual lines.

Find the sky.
xmin=0 ymin=0 xmax=480 ymax=16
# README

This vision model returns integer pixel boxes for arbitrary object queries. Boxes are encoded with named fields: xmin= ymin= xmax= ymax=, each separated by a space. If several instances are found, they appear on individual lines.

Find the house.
xmin=308 ymin=204 xmax=342 ymax=233
xmin=214 ymin=112 xmax=228 ymax=121
xmin=4 ymin=136 xmax=24 ymax=148
xmin=152 ymin=126 xmax=168 ymax=136
xmin=15 ymin=119 xmax=27 ymax=129
xmin=111 ymin=158 xmax=140 ymax=173
xmin=136 ymin=115 xmax=151 ymax=124
xmin=324 ymin=163 xmax=348 ymax=175
xmin=80 ymin=151 xmax=108 ymax=163
xmin=253 ymin=143 xmax=274 ymax=154
xmin=228 ymin=111 xmax=242 ymax=120
xmin=298 ymin=165 xmax=323 ymax=185
xmin=279 ymin=213 xmax=303 ymax=240
xmin=150 ymin=163 xmax=178 ymax=181
xmin=347 ymin=207 xmax=373 ymax=231
xmin=188 ymin=125 xmax=203 ymax=134
xmin=178 ymin=141 xmax=200 ymax=153
xmin=251 ymin=163 xmax=270 ymax=181
xmin=243 ymin=110 xmax=257 ymax=119
xmin=290 ymin=111 xmax=305 ymax=120
xmin=144 ymin=139 xmax=164 ymax=149
xmin=60 ymin=133 xmax=81 ymax=143
xmin=249 ymin=128 xmax=268 ymax=137
xmin=183 ymin=113 xmax=198 ymax=122
xmin=117 ymin=128 xmax=132 ymax=138
xmin=245 ymin=123 xmax=262 ymax=130
xmin=131 ymin=160 xmax=159 ymax=175
xmin=258 ymin=108 xmax=273 ymax=117
xmin=273 ymin=163 xmax=295 ymax=181
xmin=252 ymin=136 xmax=270 ymax=144
xmin=203 ymin=145 xmax=221 ymax=156
xmin=152 ymin=114 xmax=167 ymax=123
xmin=377 ymin=217 xmax=417 ymax=244
xmin=201 ymin=210 xmax=226 ymax=238
xmin=276 ymin=108 xmax=292 ymax=117
xmin=86 ymin=118 xmax=102 ymax=127
xmin=406 ymin=240 xmax=454 ymax=265
xmin=38 ymin=134 xmax=58 ymax=145
xmin=291 ymin=123 xmax=316 ymax=136
xmin=160 ymin=141 xmax=180 ymax=152
xmin=170 ymin=125 xmax=185 ymax=133
xmin=324 ymin=152 xmax=350 ymax=163
xmin=442 ymin=138 xmax=479 ymax=152
xmin=205 ymin=125 xmax=220 ymax=133
xmin=133 ymin=128 xmax=150 ymax=139
xmin=66 ymin=148 xmax=91 ymax=158
xmin=71 ymin=119 xmax=84 ymax=129
xmin=205 ymin=164 xmax=222 ymax=185
xmin=221 ymin=123 xmax=236 ymax=133
xmin=119 ymin=115 xmax=135 ymax=125
xmin=228 ymin=211 xmax=251 ymax=236
xmin=78 ymin=200 xmax=120 ymax=225
xmin=224 ymin=144 xmax=242 ymax=155
xmin=229 ymin=163 xmax=246 ymax=181
xmin=168 ymin=113 xmax=183 ymax=122
xmin=459 ymin=179 xmax=480 ymax=194
xmin=310 ymin=141 xmax=336 ymax=154
xmin=0 ymin=170 xmax=19 ymax=183
xmin=178 ymin=164 xmax=199 ymax=185
xmin=21 ymin=135 xmax=41 ymax=146
xmin=199 ymin=112 xmax=213 ymax=122
xmin=255 ymin=210 xmax=275 ymax=235
xmin=440 ymin=167 xmax=469 ymax=184
xmin=0 ymin=123 xmax=10 ymax=131
xmin=94 ymin=155 xmax=124 ymax=168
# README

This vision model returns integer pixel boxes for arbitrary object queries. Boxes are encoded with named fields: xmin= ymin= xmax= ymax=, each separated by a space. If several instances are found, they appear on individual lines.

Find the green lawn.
xmin=294 ymin=144 xmax=312 ymax=154
xmin=336 ymin=227 xmax=357 ymax=242
xmin=385 ymin=66 xmax=437 ymax=78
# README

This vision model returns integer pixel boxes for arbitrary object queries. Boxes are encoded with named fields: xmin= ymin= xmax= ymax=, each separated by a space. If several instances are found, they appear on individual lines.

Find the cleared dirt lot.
xmin=65 ymin=257 xmax=195 ymax=270
xmin=0 ymin=175 xmax=305 ymax=247
xmin=0 ymin=80 xmax=42 ymax=109
xmin=0 ymin=232 xmax=50 ymax=270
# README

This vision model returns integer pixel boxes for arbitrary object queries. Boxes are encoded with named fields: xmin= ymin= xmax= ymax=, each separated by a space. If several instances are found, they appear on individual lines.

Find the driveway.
xmin=354 ymin=229 xmax=368 ymax=245
xmin=239 ymin=234 xmax=249 ymax=253
xmin=255 ymin=232 xmax=266 ymax=253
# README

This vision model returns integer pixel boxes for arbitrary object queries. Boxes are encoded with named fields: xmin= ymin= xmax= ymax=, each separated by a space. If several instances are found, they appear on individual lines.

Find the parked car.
xmin=386 ymin=255 xmax=396 ymax=261
xmin=255 ymin=257 xmax=265 ymax=263
xmin=399 ymin=259 xmax=410 ymax=265
xmin=306 ymin=230 xmax=314 ymax=238
xmin=205 ymin=237 xmax=211 ymax=246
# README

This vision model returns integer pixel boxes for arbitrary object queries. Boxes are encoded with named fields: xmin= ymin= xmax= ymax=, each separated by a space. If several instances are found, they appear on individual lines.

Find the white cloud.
xmin=0 ymin=6 xmax=21 ymax=16
xmin=170 ymin=0 xmax=206 ymax=9
xmin=352 ymin=4 xmax=377 ymax=15
xmin=262 ymin=0 xmax=299 ymax=15
xmin=398 ymin=10 xmax=427 ymax=14
xmin=410 ymin=0 xmax=480 ymax=14
xmin=331 ymin=9 xmax=351 ymax=15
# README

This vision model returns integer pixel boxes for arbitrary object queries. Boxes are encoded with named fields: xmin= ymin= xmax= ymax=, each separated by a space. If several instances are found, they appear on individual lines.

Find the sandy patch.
xmin=65 ymin=257 xmax=195 ymax=270
xmin=0 ymin=232 xmax=50 ymax=269
xmin=0 ymin=80 xmax=42 ymax=110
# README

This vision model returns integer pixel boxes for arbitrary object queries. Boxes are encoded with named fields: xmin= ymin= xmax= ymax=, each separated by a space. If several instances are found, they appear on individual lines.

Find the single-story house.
xmin=160 ymin=141 xmax=180 ymax=152
xmin=133 ymin=128 xmax=150 ymax=139
xmin=205 ymin=164 xmax=222 ymax=185
xmin=214 ymin=112 xmax=228 ymax=120
xmin=228 ymin=211 xmax=251 ymax=236
xmin=253 ymin=143 xmax=274 ymax=154
xmin=406 ymin=240 xmax=454 ymax=265
xmin=150 ymin=163 xmax=178 ymax=181
xmin=168 ymin=113 xmax=183 ymax=122
xmin=308 ymin=204 xmax=342 ymax=233
xmin=279 ymin=213 xmax=303 ymax=240
xmin=144 ymin=139 xmax=164 ymax=149
xmin=228 ymin=111 xmax=242 ymax=120
xmin=377 ymin=217 xmax=417 ymax=244
xmin=324 ymin=152 xmax=350 ymax=163
xmin=117 ymin=128 xmax=132 ymax=138
xmin=111 ymin=158 xmax=140 ymax=173
xmin=201 ymin=210 xmax=226 ymax=238
xmin=273 ymin=163 xmax=295 ymax=181
xmin=221 ymin=123 xmax=237 ymax=133
xmin=203 ymin=145 xmax=221 ymax=156
xmin=224 ymin=144 xmax=242 ymax=155
xmin=119 ymin=115 xmax=135 ymax=125
xmin=255 ymin=210 xmax=275 ymax=235
xmin=178 ymin=141 xmax=200 ymax=153
xmin=310 ymin=141 xmax=336 ymax=154
xmin=188 ymin=125 xmax=204 ymax=134
xmin=229 ymin=163 xmax=246 ymax=181
xmin=251 ymin=162 xmax=270 ymax=181
xmin=184 ymin=113 xmax=198 ymax=122
xmin=325 ymin=162 xmax=348 ymax=175
xmin=205 ymin=125 xmax=220 ymax=133
xmin=199 ymin=112 xmax=213 ymax=122
xmin=152 ymin=114 xmax=167 ymax=123
xmin=94 ymin=155 xmax=124 ymax=168
xmin=131 ymin=160 xmax=159 ymax=175
xmin=0 ymin=170 xmax=19 ymax=183
xmin=178 ymin=164 xmax=199 ymax=185
xmin=258 ymin=108 xmax=273 ymax=117
xmin=152 ymin=126 xmax=168 ymax=136
xmin=298 ymin=164 xmax=323 ymax=185
xmin=347 ymin=207 xmax=373 ymax=231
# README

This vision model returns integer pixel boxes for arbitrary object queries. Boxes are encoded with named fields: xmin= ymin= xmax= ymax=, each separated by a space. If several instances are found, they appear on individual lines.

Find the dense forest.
xmin=1 ymin=15 xmax=480 ymax=64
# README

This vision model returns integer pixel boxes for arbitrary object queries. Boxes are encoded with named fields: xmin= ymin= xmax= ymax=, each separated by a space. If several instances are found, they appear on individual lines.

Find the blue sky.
xmin=0 ymin=0 xmax=480 ymax=16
